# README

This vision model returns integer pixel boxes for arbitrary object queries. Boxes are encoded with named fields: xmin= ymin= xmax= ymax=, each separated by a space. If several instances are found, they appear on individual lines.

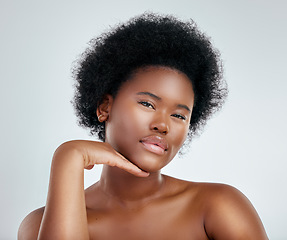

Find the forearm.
xmin=38 ymin=143 xmax=89 ymax=240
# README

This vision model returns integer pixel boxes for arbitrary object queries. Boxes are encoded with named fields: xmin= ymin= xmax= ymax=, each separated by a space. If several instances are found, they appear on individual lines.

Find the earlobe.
xmin=97 ymin=114 xmax=106 ymax=123
xmin=97 ymin=94 xmax=113 ymax=122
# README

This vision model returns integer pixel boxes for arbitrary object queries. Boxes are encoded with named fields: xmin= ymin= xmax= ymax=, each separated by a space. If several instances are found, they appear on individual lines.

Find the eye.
xmin=138 ymin=101 xmax=155 ymax=109
xmin=171 ymin=114 xmax=186 ymax=120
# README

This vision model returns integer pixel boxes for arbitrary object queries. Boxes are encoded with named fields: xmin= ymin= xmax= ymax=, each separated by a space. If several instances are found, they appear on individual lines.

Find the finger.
xmin=88 ymin=142 xmax=150 ymax=177
xmin=84 ymin=165 xmax=94 ymax=170
xmin=112 ymin=155 xmax=150 ymax=177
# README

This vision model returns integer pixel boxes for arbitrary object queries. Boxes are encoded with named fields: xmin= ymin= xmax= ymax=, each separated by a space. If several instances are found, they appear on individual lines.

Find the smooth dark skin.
xmin=18 ymin=66 xmax=268 ymax=239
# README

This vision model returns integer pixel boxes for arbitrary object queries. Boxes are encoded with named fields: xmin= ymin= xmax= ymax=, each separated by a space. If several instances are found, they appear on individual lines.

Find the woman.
xmin=18 ymin=13 xmax=268 ymax=239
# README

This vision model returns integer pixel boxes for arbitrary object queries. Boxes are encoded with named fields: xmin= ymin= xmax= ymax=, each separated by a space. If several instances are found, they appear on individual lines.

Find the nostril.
xmin=151 ymin=122 xmax=169 ymax=134
xmin=162 ymin=130 xmax=167 ymax=135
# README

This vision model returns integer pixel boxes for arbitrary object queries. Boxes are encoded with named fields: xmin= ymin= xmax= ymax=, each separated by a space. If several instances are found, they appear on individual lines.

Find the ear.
xmin=97 ymin=94 xmax=113 ymax=122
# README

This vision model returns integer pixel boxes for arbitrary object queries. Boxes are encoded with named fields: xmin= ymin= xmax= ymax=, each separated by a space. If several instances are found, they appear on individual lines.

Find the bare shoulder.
xmin=164 ymin=178 xmax=268 ymax=239
xmin=18 ymin=207 xmax=45 ymax=240
xmin=163 ymin=175 xmax=242 ymax=198
xmin=188 ymin=182 xmax=268 ymax=240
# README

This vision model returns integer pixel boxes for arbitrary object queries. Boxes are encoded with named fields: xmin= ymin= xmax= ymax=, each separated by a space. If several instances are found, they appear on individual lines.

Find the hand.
xmin=58 ymin=140 xmax=149 ymax=177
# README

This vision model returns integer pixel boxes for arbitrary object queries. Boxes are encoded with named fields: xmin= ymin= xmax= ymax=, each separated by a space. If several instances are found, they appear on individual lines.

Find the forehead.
xmin=117 ymin=66 xmax=194 ymax=104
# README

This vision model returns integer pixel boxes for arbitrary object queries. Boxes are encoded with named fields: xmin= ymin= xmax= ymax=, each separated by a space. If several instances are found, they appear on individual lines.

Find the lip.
xmin=139 ymin=135 xmax=168 ymax=155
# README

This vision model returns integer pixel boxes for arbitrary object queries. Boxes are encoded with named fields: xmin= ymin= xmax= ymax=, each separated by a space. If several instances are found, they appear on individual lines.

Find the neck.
xmin=99 ymin=165 xmax=165 ymax=205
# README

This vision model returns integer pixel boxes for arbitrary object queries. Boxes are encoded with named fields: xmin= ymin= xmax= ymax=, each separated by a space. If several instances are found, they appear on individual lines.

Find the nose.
xmin=150 ymin=113 xmax=170 ymax=135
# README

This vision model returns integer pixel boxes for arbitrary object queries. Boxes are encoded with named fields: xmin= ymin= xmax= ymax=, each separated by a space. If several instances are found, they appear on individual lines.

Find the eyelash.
xmin=138 ymin=101 xmax=155 ymax=109
xmin=171 ymin=114 xmax=186 ymax=120
xmin=138 ymin=101 xmax=186 ymax=120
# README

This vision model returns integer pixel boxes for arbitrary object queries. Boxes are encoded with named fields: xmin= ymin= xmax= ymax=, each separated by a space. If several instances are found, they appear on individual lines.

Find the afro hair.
xmin=73 ymin=12 xmax=227 ymax=141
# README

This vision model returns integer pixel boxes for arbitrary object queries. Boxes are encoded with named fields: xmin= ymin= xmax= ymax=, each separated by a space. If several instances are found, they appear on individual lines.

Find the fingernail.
xmin=140 ymin=171 xmax=150 ymax=177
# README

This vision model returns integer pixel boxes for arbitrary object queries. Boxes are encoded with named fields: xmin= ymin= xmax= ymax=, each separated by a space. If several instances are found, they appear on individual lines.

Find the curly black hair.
xmin=73 ymin=12 xmax=227 ymax=141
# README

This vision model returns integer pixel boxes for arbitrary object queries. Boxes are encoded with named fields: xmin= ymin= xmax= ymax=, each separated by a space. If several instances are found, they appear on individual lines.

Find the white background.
xmin=1 ymin=0 xmax=286 ymax=239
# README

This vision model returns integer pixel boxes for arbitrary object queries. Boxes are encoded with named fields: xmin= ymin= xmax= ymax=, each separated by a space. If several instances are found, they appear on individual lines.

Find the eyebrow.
xmin=136 ymin=91 xmax=191 ymax=112
xmin=177 ymin=104 xmax=191 ymax=113
xmin=136 ymin=91 xmax=161 ymax=100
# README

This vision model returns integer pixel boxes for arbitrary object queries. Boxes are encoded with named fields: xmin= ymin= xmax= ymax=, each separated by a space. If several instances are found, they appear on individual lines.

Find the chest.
xmin=86 ymin=200 xmax=209 ymax=240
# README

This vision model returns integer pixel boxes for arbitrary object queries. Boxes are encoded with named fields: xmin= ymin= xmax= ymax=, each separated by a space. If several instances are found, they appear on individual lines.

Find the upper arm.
xmin=204 ymin=184 xmax=268 ymax=240
xmin=18 ymin=207 xmax=45 ymax=240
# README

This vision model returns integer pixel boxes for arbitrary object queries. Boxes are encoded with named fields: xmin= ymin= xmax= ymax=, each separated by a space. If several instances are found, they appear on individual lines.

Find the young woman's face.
xmin=105 ymin=66 xmax=194 ymax=173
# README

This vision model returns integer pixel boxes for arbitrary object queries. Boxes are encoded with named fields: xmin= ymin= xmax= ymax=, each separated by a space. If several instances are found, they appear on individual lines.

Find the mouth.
xmin=139 ymin=135 xmax=168 ymax=155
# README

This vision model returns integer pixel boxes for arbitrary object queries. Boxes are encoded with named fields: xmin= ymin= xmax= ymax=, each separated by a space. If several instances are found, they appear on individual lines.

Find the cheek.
xmin=105 ymin=102 xmax=150 ymax=149
xmin=170 ymin=123 xmax=189 ymax=150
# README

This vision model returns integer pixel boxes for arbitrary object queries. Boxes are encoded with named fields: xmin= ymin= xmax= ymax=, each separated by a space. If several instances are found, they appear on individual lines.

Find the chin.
xmin=114 ymin=141 xmax=176 ymax=173
xmin=127 ymin=151 xmax=173 ymax=173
